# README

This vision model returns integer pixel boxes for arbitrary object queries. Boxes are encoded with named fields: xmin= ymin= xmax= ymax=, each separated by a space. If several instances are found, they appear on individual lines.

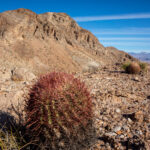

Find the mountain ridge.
xmin=0 ymin=8 xmax=136 ymax=75
xmin=129 ymin=52 xmax=150 ymax=62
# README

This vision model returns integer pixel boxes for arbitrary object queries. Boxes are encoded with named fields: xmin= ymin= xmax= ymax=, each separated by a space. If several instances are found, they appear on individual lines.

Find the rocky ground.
xmin=0 ymin=8 xmax=149 ymax=150
xmin=0 ymin=66 xmax=150 ymax=150
xmin=77 ymin=67 xmax=150 ymax=150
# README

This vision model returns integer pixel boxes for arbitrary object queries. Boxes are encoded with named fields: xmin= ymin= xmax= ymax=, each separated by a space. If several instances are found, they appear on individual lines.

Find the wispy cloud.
xmin=74 ymin=13 xmax=150 ymax=22
xmin=99 ymin=37 xmax=150 ymax=41
xmin=122 ymin=48 xmax=150 ymax=53
xmin=101 ymin=41 xmax=150 ymax=46
xmin=92 ymin=28 xmax=150 ymax=35
xmin=125 ymin=49 xmax=150 ymax=53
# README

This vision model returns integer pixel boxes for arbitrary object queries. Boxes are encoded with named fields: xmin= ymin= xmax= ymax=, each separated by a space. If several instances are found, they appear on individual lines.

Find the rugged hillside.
xmin=0 ymin=8 xmax=135 ymax=75
xmin=0 ymin=8 xmax=137 ymax=118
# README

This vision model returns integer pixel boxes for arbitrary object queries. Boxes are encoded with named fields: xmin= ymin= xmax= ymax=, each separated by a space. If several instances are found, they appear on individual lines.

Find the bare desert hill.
xmin=0 ymin=8 xmax=135 ymax=75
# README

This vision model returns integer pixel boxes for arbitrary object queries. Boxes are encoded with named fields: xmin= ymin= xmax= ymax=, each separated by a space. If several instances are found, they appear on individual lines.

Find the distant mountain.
xmin=129 ymin=52 xmax=150 ymax=62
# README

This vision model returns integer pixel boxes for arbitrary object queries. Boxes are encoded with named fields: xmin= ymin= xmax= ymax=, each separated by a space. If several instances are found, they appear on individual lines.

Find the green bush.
xmin=122 ymin=62 xmax=131 ymax=71
xmin=139 ymin=62 xmax=147 ymax=71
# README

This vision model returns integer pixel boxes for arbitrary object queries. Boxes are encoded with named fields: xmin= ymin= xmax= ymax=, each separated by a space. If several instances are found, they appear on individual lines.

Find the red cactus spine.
xmin=25 ymin=72 xmax=94 ymax=149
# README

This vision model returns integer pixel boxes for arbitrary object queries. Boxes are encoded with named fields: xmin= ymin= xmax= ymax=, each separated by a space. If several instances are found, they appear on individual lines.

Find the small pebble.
xmin=105 ymin=132 xmax=117 ymax=137
xmin=113 ymin=126 xmax=121 ymax=132
xmin=128 ymin=118 xmax=133 ymax=123
xmin=116 ymin=108 xmax=121 ymax=113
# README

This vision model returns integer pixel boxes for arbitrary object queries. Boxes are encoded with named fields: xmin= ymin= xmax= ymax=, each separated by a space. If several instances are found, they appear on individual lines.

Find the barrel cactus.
xmin=25 ymin=72 xmax=94 ymax=149
xmin=124 ymin=62 xmax=141 ymax=74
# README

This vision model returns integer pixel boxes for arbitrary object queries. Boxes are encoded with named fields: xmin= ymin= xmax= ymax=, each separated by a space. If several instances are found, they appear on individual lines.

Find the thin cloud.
xmin=125 ymin=49 xmax=150 ymax=53
xmin=92 ymin=28 xmax=150 ymax=35
xmin=99 ymin=37 xmax=150 ymax=41
xmin=101 ymin=41 xmax=150 ymax=46
xmin=74 ymin=13 xmax=150 ymax=22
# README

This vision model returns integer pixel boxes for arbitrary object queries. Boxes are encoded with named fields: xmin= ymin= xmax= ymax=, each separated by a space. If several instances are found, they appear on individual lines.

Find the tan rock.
xmin=135 ymin=111 xmax=144 ymax=123
xmin=11 ymin=68 xmax=36 ymax=81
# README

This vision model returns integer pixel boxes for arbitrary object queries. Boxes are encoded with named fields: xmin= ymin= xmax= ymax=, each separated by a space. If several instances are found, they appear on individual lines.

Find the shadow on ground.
xmin=0 ymin=111 xmax=17 ymax=130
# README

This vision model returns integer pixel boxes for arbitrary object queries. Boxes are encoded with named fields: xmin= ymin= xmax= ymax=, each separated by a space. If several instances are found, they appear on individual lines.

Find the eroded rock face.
xmin=0 ymin=8 xmax=136 ymax=75
xmin=0 ymin=9 xmax=103 ymax=50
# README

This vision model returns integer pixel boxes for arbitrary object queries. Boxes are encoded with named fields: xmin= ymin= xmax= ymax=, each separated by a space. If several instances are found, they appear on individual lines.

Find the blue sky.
xmin=0 ymin=0 xmax=150 ymax=53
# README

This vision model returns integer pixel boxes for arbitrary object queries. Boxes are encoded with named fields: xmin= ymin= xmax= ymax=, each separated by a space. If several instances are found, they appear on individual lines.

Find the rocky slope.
xmin=0 ymin=8 xmax=136 ymax=115
xmin=81 ymin=68 xmax=150 ymax=150
xmin=0 ymin=65 xmax=150 ymax=150
xmin=0 ymin=8 xmax=135 ymax=75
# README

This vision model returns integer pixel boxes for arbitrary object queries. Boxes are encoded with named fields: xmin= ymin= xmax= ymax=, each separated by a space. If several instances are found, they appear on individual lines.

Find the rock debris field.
xmin=78 ymin=68 xmax=150 ymax=150
xmin=0 ymin=67 xmax=150 ymax=150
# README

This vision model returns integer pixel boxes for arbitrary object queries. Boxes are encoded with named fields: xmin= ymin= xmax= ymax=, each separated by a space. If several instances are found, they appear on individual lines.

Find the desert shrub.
xmin=122 ymin=62 xmax=131 ymax=71
xmin=0 ymin=110 xmax=35 ymax=150
xmin=139 ymin=62 xmax=147 ymax=71
xmin=25 ymin=72 xmax=95 ymax=150
xmin=0 ymin=126 xmax=28 ymax=150
xmin=0 ymin=129 xmax=19 ymax=150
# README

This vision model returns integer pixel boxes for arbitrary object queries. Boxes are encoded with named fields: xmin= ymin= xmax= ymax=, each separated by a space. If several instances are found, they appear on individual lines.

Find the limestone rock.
xmin=11 ymin=68 xmax=36 ymax=81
